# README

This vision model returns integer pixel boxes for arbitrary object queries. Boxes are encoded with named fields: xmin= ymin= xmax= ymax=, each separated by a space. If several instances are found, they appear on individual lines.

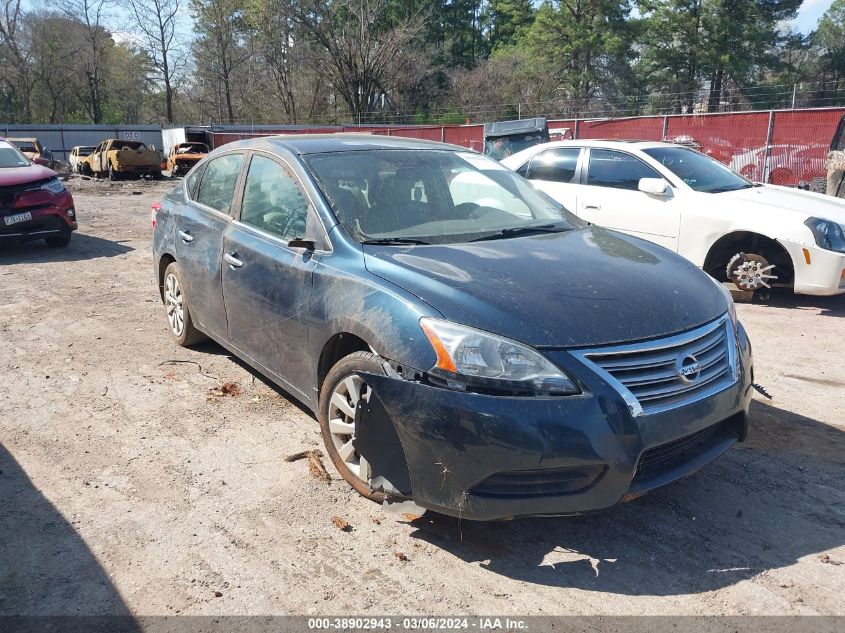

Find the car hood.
xmin=363 ymin=226 xmax=728 ymax=348
xmin=718 ymin=185 xmax=845 ymax=224
xmin=0 ymin=164 xmax=56 ymax=187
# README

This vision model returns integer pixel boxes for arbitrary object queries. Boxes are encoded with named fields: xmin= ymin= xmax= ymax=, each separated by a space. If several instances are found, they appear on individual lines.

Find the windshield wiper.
xmin=469 ymin=224 xmax=570 ymax=242
xmin=708 ymin=184 xmax=755 ymax=193
xmin=362 ymin=237 xmax=431 ymax=246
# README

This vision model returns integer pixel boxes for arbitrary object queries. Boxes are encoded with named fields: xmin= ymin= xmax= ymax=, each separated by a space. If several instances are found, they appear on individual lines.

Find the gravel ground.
xmin=1 ymin=177 xmax=844 ymax=617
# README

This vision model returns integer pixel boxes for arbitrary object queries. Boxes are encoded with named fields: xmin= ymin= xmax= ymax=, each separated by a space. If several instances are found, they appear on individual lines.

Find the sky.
xmin=25 ymin=0 xmax=839 ymax=38
xmin=793 ymin=0 xmax=835 ymax=33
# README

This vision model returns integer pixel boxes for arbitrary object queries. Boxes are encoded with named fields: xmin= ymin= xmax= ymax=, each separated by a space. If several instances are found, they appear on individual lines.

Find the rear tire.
xmin=318 ymin=351 xmax=390 ymax=502
xmin=162 ymin=262 xmax=206 ymax=347
xmin=45 ymin=231 xmax=71 ymax=248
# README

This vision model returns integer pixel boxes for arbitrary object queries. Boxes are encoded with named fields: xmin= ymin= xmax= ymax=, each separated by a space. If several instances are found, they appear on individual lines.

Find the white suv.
xmin=502 ymin=140 xmax=845 ymax=296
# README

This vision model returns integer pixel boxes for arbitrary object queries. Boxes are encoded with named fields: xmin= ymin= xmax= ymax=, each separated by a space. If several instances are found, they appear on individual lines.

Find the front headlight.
xmin=419 ymin=317 xmax=580 ymax=396
xmin=805 ymin=217 xmax=845 ymax=254
xmin=41 ymin=178 xmax=66 ymax=194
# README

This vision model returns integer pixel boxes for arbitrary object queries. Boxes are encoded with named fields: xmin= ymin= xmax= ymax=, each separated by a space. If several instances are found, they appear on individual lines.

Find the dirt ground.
xmin=1 ymin=176 xmax=844 ymax=617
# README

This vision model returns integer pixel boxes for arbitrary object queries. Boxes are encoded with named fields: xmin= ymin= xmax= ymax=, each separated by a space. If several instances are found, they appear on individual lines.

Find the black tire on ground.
xmin=45 ymin=231 xmax=71 ymax=248
xmin=162 ymin=262 xmax=206 ymax=347
xmin=318 ymin=350 xmax=390 ymax=503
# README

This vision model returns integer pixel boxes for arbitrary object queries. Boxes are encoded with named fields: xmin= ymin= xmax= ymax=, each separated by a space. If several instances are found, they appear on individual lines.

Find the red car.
xmin=1 ymin=137 xmax=77 ymax=247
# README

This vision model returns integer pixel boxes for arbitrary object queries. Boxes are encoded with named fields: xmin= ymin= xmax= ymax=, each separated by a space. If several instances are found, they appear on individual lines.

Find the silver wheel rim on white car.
xmin=164 ymin=273 xmax=184 ymax=336
xmin=328 ymin=375 xmax=371 ymax=483
xmin=727 ymin=254 xmax=777 ymax=290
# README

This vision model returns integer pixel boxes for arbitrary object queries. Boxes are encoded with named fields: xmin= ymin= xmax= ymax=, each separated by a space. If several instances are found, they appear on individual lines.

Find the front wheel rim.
xmin=328 ymin=374 xmax=371 ymax=484
xmin=164 ymin=273 xmax=184 ymax=336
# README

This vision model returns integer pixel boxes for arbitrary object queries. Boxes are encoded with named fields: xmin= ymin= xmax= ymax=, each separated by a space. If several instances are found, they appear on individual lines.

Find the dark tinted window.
xmin=587 ymin=149 xmax=661 ymax=190
xmin=195 ymin=153 xmax=243 ymax=213
xmin=240 ymin=155 xmax=309 ymax=242
xmin=527 ymin=148 xmax=580 ymax=183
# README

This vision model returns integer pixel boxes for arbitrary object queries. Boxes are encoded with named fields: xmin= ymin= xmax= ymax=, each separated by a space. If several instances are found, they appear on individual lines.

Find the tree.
xmin=191 ymin=0 xmax=250 ymax=124
xmin=295 ymin=0 xmax=427 ymax=119
xmin=0 ymin=0 xmax=33 ymax=121
xmin=814 ymin=0 xmax=845 ymax=86
xmin=55 ymin=0 xmax=114 ymax=123
xmin=700 ymin=0 xmax=802 ymax=111
xmin=488 ymin=0 xmax=534 ymax=50
xmin=124 ymin=0 xmax=182 ymax=123
xmin=637 ymin=0 xmax=704 ymax=113
xmin=520 ymin=0 xmax=636 ymax=107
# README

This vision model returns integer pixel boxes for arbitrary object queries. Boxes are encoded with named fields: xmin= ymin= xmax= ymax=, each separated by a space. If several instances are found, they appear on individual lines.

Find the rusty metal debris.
xmin=331 ymin=516 xmax=352 ymax=531
xmin=285 ymin=449 xmax=331 ymax=483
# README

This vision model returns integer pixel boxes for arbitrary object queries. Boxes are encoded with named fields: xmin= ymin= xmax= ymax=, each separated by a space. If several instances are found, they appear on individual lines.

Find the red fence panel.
xmin=579 ymin=117 xmax=665 ymax=141
xmin=768 ymin=109 xmax=844 ymax=185
xmin=666 ymin=112 xmax=770 ymax=176
xmin=443 ymin=125 xmax=484 ymax=151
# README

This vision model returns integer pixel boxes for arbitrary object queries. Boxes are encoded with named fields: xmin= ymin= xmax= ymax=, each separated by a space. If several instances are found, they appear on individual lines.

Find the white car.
xmin=68 ymin=145 xmax=97 ymax=173
xmin=501 ymin=140 xmax=845 ymax=296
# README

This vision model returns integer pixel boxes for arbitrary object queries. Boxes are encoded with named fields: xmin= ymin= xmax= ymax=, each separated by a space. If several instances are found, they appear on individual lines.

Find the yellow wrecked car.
xmin=82 ymin=139 xmax=162 ymax=180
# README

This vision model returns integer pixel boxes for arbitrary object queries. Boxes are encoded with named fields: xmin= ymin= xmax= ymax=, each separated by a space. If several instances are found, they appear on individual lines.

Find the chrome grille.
xmin=572 ymin=316 xmax=738 ymax=417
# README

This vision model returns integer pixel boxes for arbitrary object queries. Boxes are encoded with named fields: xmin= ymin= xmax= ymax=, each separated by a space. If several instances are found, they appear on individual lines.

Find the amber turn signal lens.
xmin=420 ymin=319 xmax=458 ymax=373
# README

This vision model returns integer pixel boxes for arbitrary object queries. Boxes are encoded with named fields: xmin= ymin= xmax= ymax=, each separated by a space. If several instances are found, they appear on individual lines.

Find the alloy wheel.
xmin=327 ymin=375 xmax=371 ymax=483
xmin=165 ymin=273 xmax=184 ymax=336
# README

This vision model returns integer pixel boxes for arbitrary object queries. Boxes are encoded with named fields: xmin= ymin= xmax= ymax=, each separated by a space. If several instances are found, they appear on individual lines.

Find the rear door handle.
xmin=224 ymin=252 xmax=243 ymax=268
xmin=178 ymin=230 xmax=194 ymax=243
xmin=584 ymin=204 xmax=601 ymax=210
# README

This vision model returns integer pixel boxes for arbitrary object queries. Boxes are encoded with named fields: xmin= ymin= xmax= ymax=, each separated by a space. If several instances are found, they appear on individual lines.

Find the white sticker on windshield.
xmin=456 ymin=151 xmax=506 ymax=171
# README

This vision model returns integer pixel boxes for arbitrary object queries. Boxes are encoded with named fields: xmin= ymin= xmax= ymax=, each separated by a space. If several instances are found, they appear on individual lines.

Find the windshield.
xmin=304 ymin=149 xmax=584 ymax=245
xmin=643 ymin=146 xmax=753 ymax=193
xmin=0 ymin=141 xmax=31 ymax=168
xmin=13 ymin=142 xmax=37 ymax=153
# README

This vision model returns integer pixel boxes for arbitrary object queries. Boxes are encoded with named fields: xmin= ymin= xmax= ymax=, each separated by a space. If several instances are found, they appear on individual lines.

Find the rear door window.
xmin=194 ymin=153 xmax=244 ymax=214
xmin=587 ymin=149 xmax=661 ymax=190
xmin=527 ymin=148 xmax=581 ymax=183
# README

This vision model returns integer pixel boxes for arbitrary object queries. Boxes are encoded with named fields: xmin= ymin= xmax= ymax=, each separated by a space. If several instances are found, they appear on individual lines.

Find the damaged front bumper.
xmin=357 ymin=323 xmax=753 ymax=521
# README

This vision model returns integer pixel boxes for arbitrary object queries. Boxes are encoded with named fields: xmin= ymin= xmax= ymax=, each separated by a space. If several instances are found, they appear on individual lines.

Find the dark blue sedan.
xmin=152 ymin=135 xmax=753 ymax=520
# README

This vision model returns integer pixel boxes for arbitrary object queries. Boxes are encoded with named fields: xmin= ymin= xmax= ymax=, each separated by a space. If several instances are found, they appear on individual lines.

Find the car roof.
xmin=217 ymin=133 xmax=468 ymax=155
xmin=7 ymin=137 xmax=38 ymax=142
xmin=529 ymin=139 xmax=676 ymax=150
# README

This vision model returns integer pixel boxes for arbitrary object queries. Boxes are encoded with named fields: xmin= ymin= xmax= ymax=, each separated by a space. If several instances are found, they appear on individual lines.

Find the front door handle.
xmin=178 ymin=230 xmax=194 ymax=243
xmin=224 ymin=252 xmax=243 ymax=268
xmin=584 ymin=204 xmax=601 ymax=210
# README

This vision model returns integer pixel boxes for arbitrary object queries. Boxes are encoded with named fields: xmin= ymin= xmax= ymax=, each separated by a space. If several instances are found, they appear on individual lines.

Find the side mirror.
xmin=288 ymin=238 xmax=315 ymax=250
xmin=638 ymin=177 xmax=669 ymax=196
xmin=33 ymin=157 xmax=50 ymax=167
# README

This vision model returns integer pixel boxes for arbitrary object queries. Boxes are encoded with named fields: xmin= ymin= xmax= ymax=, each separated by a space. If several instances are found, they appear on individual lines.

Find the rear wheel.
xmin=162 ymin=262 xmax=205 ymax=346
xmin=318 ymin=351 xmax=389 ymax=502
